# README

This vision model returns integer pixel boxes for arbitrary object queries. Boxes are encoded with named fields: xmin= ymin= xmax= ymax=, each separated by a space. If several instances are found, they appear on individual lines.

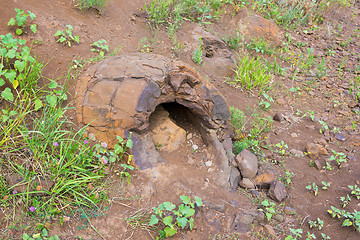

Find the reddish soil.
xmin=1 ymin=1 xmax=360 ymax=240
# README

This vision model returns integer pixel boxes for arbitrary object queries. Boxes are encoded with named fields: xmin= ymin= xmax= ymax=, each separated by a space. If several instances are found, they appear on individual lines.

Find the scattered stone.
xmin=192 ymin=145 xmax=199 ymax=151
xmin=253 ymin=171 xmax=277 ymax=188
xmin=205 ymin=161 xmax=213 ymax=167
xmin=250 ymin=189 xmax=263 ymax=198
xmin=231 ymin=214 xmax=254 ymax=233
xmin=187 ymin=133 xmax=192 ymax=140
xmin=273 ymin=113 xmax=284 ymax=122
xmin=314 ymin=138 xmax=328 ymax=147
xmin=252 ymin=212 xmax=265 ymax=222
xmin=347 ymin=155 xmax=356 ymax=161
xmin=236 ymin=149 xmax=259 ymax=178
xmin=289 ymin=149 xmax=305 ymax=157
xmin=239 ymin=178 xmax=255 ymax=189
xmin=273 ymin=214 xmax=284 ymax=222
xmin=204 ymin=201 xmax=226 ymax=213
xmin=290 ymin=133 xmax=298 ymax=138
xmin=268 ymin=181 xmax=287 ymax=202
xmin=314 ymin=160 xmax=322 ymax=170
xmin=335 ymin=133 xmax=347 ymax=142
xmin=276 ymin=98 xmax=286 ymax=105
xmin=306 ymin=125 xmax=316 ymax=130
xmin=355 ymin=180 xmax=360 ymax=185
xmin=284 ymin=207 xmax=296 ymax=215
xmin=305 ymin=143 xmax=328 ymax=160
xmin=309 ymin=90 xmax=315 ymax=96
xmin=264 ymin=225 xmax=277 ymax=237
xmin=88 ymin=132 xmax=96 ymax=141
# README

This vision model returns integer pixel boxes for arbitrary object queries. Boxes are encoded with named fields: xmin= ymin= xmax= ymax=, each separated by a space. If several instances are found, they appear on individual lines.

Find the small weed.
xmin=229 ymin=54 xmax=272 ymax=92
xmin=279 ymin=170 xmax=295 ymax=186
xmin=306 ymin=182 xmax=319 ymax=196
xmin=149 ymin=195 xmax=203 ymax=239
xmin=223 ymin=31 xmax=243 ymax=49
xmin=348 ymin=185 xmax=360 ymax=199
xmin=258 ymin=93 xmax=274 ymax=110
xmin=275 ymin=140 xmax=288 ymax=156
xmin=54 ymin=25 xmax=79 ymax=47
xmin=138 ymin=37 xmax=152 ymax=53
xmin=340 ymin=194 xmax=351 ymax=208
xmin=285 ymin=228 xmax=303 ymax=240
xmin=245 ymin=37 xmax=274 ymax=55
xmin=320 ymin=233 xmax=331 ymax=240
xmin=73 ymin=0 xmax=108 ymax=13
xmin=321 ymin=181 xmax=331 ymax=190
xmin=329 ymin=150 xmax=347 ymax=166
xmin=192 ymin=37 xmax=203 ymax=65
xmin=309 ymin=218 xmax=324 ymax=230
xmin=323 ymin=161 xmax=334 ymax=171
xmin=318 ymin=120 xmax=329 ymax=134
xmin=91 ymin=39 xmax=109 ymax=57
xmin=23 ymin=229 xmax=60 ymax=240
xmin=260 ymin=199 xmax=276 ymax=221
xmin=8 ymin=8 xmax=37 ymax=35
xmin=327 ymin=206 xmax=360 ymax=231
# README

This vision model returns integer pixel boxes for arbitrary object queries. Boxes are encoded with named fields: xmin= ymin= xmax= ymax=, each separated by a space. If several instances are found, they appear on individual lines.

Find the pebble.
xmin=335 ymin=133 xmax=347 ymax=141
xmin=187 ymin=157 xmax=194 ymax=165
xmin=276 ymin=98 xmax=286 ymax=105
xmin=274 ymin=214 xmax=284 ymax=222
xmin=273 ymin=113 xmax=284 ymax=122
xmin=290 ymin=133 xmax=298 ymax=138
xmin=289 ymin=149 xmax=305 ymax=157
xmin=239 ymin=178 xmax=255 ymax=189
xmin=314 ymin=160 xmax=322 ymax=170
xmin=89 ymin=132 xmax=96 ymax=141
xmin=236 ymin=149 xmax=259 ymax=178
xmin=192 ymin=145 xmax=199 ymax=150
xmin=284 ymin=207 xmax=296 ymax=215
xmin=205 ymin=161 xmax=213 ymax=167
xmin=269 ymin=181 xmax=287 ymax=202
xmin=187 ymin=133 xmax=192 ymax=140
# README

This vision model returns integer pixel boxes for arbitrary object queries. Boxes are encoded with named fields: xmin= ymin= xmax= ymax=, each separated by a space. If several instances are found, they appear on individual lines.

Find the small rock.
xmin=273 ymin=113 xmax=284 ymax=122
xmin=204 ymin=201 xmax=225 ymax=213
xmin=348 ymin=154 xmax=356 ymax=161
xmin=309 ymin=90 xmax=315 ymax=96
xmin=314 ymin=160 xmax=322 ymax=170
xmin=187 ymin=157 xmax=194 ymax=165
xmin=205 ymin=161 xmax=213 ymax=167
xmin=253 ymin=171 xmax=277 ymax=188
xmin=276 ymin=98 xmax=286 ymax=105
xmin=355 ymin=180 xmax=360 ymax=185
xmin=252 ymin=211 xmax=265 ymax=222
xmin=305 ymin=143 xmax=328 ymax=160
xmin=236 ymin=149 xmax=259 ymax=178
xmin=335 ymin=133 xmax=347 ymax=142
xmin=284 ymin=207 xmax=296 ymax=215
xmin=273 ymin=214 xmax=284 ymax=222
xmin=239 ymin=178 xmax=255 ymax=189
xmin=231 ymin=214 xmax=254 ymax=233
xmin=192 ymin=145 xmax=199 ymax=150
xmin=290 ymin=132 xmax=298 ymax=138
xmin=187 ymin=133 xmax=192 ymax=140
xmin=314 ymin=138 xmax=328 ymax=147
xmin=306 ymin=125 xmax=316 ymax=130
xmin=264 ymin=225 xmax=277 ymax=237
xmin=269 ymin=181 xmax=287 ymax=202
xmin=289 ymin=149 xmax=305 ymax=157
xmin=89 ymin=132 xmax=96 ymax=141
xmin=250 ymin=189 xmax=263 ymax=198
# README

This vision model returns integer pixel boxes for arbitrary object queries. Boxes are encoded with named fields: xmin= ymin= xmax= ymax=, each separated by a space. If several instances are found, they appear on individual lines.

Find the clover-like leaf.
xmin=34 ymin=98 xmax=43 ymax=111
xmin=163 ymin=216 xmax=173 ymax=227
xmin=164 ymin=226 xmax=177 ymax=237
xmin=8 ymin=18 xmax=16 ymax=26
xmin=177 ymin=216 xmax=188 ymax=229
xmin=1 ymin=87 xmax=14 ymax=101
xmin=149 ymin=214 xmax=159 ymax=226
xmin=30 ymin=24 xmax=37 ymax=33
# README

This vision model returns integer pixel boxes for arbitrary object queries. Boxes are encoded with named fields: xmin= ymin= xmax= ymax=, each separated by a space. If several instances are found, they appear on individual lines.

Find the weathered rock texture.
xmin=75 ymin=53 xmax=238 ymax=190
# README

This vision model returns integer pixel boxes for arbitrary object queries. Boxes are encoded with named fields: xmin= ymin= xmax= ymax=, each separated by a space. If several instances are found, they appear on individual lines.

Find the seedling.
xmin=8 ymin=8 xmax=37 ymax=35
xmin=91 ymin=39 xmax=109 ymax=57
xmin=73 ymin=0 xmax=108 ymax=13
xmin=340 ymin=194 xmax=351 ymax=208
xmin=279 ymin=170 xmax=295 ymax=186
xmin=323 ymin=162 xmax=334 ymax=171
xmin=192 ymin=37 xmax=203 ymax=65
xmin=309 ymin=218 xmax=324 ymax=230
xmin=260 ymin=199 xmax=276 ymax=221
xmin=318 ymin=120 xmax=329 ymax=134
xmin=306 ymin=183 xmax=319 ymax=196
xmin=320 ymin=233 xmax=330 ymax=240
xmin=54 ymin=25 xmax=79 ymax=47
xmin=259 ymin=93 xmax=274 ymax=110
xmin=285 ymin=228 xmax=303 ymax=240
xmin=348 ymin=185 xmax=360 ymax=199
xmin=275 ymin=140 xmax=288 ymax=156
xmin=321 ymin=181 xmax=331 ymax=190
xmin=306 ymin=231 xmax=316 ymax=240
xmin=329 ymin=150 xmax=347 ymax=166
xmin=149 ymin=196 xmax=202 ymax=239
xmin=138 ymin=37 xmax=152 ymax=53
xmin=22 ymin=229 xmax=60 ymax=240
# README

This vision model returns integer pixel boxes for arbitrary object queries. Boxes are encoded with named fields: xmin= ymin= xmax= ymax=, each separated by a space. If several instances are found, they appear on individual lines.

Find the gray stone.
xmin=290 ymin=133 xmax=298 ymax=138
xmin=269 ymin=181 xmax=286 ymax=202
xmin=335 ymin=133 xmax=347 ymax=141
xmin=273 ymin=112 xmax=284 ymax=122
xmin=284 ymin=207 xmax=296 ymax=215
xmin=205 ymin=161 xmax=213 ymax=167
xmin=273 ymin=214 xmax=284 ymax=222
xmin=239 ymin=178 xmax=255 ymax=189
xmin=305 ymin=143 xmax=328 ymax=160
xmin=289 ymin=149 xmax=305 ymax=157
xmin=236 ymin=149 xmax=259 ymax=178
xmin=230 ymin=214 xmax=254 ymax=233
xmin=314 ymin=160 xmax=322 ymax=170
xmin=204 ymin=201 xmax=226 ymax=213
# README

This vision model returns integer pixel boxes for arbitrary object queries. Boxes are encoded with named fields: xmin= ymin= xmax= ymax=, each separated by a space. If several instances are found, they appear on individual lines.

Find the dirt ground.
xmin=1 ymin=0 xmax=360 ymax=240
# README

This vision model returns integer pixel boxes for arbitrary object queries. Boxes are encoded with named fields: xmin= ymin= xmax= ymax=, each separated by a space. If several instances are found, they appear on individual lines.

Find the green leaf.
xmin=49 ymin=81 xmax=58 ymax=89
xmin=46 ymin=95 xmax=58 ymax=107
xmin=34 ymin=99 xmax=43 ymax=111
xmin=28 ymin=11 xmax=36 ymax=20
xmin=30 ymin=24 xmax=37 ymax=33
xmin=6 ymin=49 xmax=16 ymax=59
xmin=54 ymin=236 xmax=61 ymax=240
xmin=180 ymin=195 xmax=191 ymax=205
xmin=149 ymin=215 xmax=159 ymax=226
xmin=8 ymin=18 xmax=16 ymax=26
xmin=17 ymin=15 xmax=27 ymax=27
xmin=195 ymin=197 xmax=202 ymax=207
xmin=114 ymin=144 xmax=123 ymax=154
xmin=126 ymin=139 xmax=133 ymax=148
xmin=177 ymin=217 xmax=188 ymax=229
xmin=58 ymin=36 xmax=66 ymax=43
xmin=265 ymin=212 xmax=272 ymax=221
xmin=164 ymin=227 xmax=177 ymax=237
xmin=163 ymin=202 xmax=176 ymax=211
xmin=42 ymin=229 xmax=48 ymax=237
xmin=116 ymin=136 xmax=124 ymax=142
xmin=342 ymin=219 xmax=352 ymax=227
xmin=14 ymin=60 xmax=26 ymax=72
xmin=74 ymin=35 xmax=80 ymax=43
xmin=23 ymin=233 xmax=30 ymax=240
xmin=12 ymin=79 xmax=19 ymax=89
xmin=188 ymin=217 xmax=194 ymax=230
xmin=185 ymin=208 xmax=195 ymax=218
xmin=54 ymin=30 xmax=64 ymax=37
xmin=16 ymin=28 xmax=23 ymax=35
xmin=0 ymin=79 xmax=5 ymax=87
xmin=163 ymin=216 xmax=173 ymax=227
xmin=1 ymin=87 xmax=14 ymax=101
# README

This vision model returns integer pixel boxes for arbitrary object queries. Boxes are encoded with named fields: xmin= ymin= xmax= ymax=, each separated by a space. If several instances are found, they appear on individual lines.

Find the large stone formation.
xmin=75 ymin=53 xmax=240 ymax=190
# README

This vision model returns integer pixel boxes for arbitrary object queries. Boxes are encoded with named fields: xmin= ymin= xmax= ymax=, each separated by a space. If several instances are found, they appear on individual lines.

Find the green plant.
xmin=245 ymin=37 xmax=274 ymax=55
xmin=306 ymin=231 xmax=316 ymax=240
xmin=327 ymin=206 xmax=360 ymax=231
xmin=275 ymin=140 xmax=288 ymax=156
xmin=320 ymin=233 xmax=330 ymax=240
xmin=192 ymin=37 xmax=203 ymax=65
xmin=329 ymin=150 xmax=347 ymax=166
xmin=321 ymin=181 xmax=331 ymax=190
xmin=0 ymin=33 xmax=43 ymax=101
xmin=340 ymin=194 xmax=351 ymax=208
xmin=323 ymin=161 xmax=334 ymax=171
xmin=258 ymin=93 xmax=274 ymax=110
xmin=280 ymin=170 xmax=295 ymax=186
xmin=229 ymin=54 xmax=272 ymax=92
xmin=138 ymin=37 xmax=152 ymax=53
xmin=306 ymin=182 xmax=319 ymax=196
xmin=260 ymin=199 xmax=276 ymax=221
xmin=263 ymin=57 xmax=287 ymax=76
xmin=285 ymin=228 xmax=303 ymax=240
xmin=318 ymin=120 xmax=329 ymax=134
xmin=73 ymin=0 xmax=108 ymax=13
xmin=91 ymin=39 xmax=109 ymax=57
xmin=309 ymin=217 xmax=324 ymax=230
xmin=8 ymin=8 xmax=37 ymax=35
xmin=149 ymin=195 xmax=203 ymax=239
xmin=54 ymin=25 xmax=79 ymax=47
xmin=348 ymin=185 xmax=360 ymax=199
xmin=326 ymin=48 xmax=335 ymax=57
xmin=23 ymin=229 xmax=60 ymax=240
xmin=223 ymin=31 xmax=243 ymax=49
